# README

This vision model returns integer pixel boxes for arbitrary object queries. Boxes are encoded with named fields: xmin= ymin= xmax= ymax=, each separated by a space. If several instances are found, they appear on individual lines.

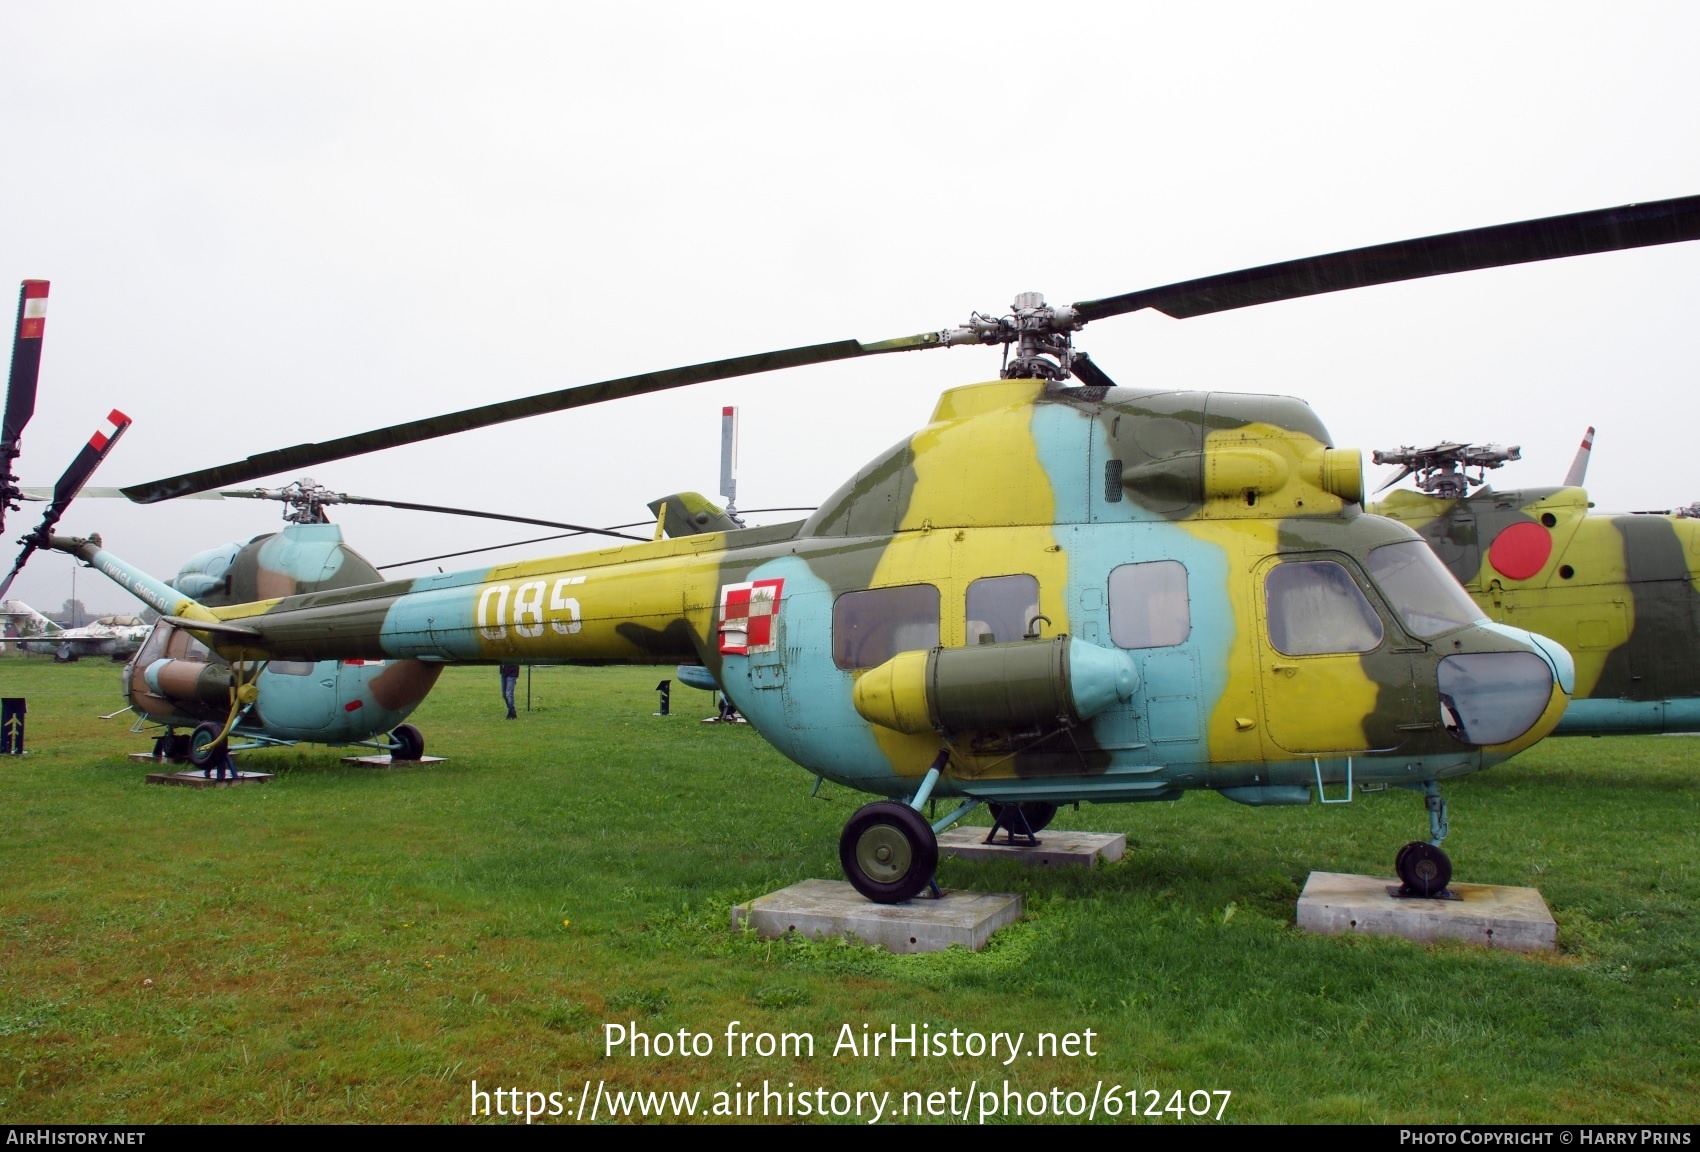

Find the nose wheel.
xmin=1393 ymin=781 xmax=1454 ymax=897
xmin=1394 ymin=841 xmax=1453 ymax=897
xmin=840 ymin=801 xmax=938 ymax=904
xmin=388 ymin=723 xmax=425 ymax=761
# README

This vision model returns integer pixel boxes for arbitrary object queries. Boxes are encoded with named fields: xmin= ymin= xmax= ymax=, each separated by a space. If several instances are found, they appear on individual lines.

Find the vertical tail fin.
xmin=720 ymin=405 xmax=740 ymax=519
xmin=0 ymin=599 xmax=61 ymax=636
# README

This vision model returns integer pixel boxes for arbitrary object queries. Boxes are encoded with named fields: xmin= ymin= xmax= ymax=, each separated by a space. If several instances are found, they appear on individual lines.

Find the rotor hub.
xmin=1372 ymin=443 xmax=1521 ymax=499
xmin=258 ymin=478 xmax=340 ymax=524
xmin=938 ymin=292 xmax=1086 ymax=382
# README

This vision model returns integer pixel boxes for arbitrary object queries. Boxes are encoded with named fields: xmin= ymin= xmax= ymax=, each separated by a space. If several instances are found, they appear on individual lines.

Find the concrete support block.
xmin=340 ymin=755 xmax=448 ymax=768
xmin=1297 ymin=871 xmax=1557 ymax=952
xmin=938 ymin=827 xmax=1125 ymax=868
xmin=733 ymin=878 xmax=1021 ymax=954
xmin=145 ymin=770 xmax=274 ymax=788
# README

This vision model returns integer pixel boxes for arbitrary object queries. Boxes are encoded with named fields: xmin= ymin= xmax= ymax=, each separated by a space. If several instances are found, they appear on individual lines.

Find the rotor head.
xmin=1372 ymin=443 xmax=1522 ymax=499
xmin=938 ymin=292 xmax=1087 ymax=382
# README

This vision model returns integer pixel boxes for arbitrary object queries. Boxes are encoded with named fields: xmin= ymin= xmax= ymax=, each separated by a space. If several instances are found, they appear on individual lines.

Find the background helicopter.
xmin=83 ymin=195 xmax=1700 ymax=904
xmin=1369 ymin=432 xmax=1700 ymax=736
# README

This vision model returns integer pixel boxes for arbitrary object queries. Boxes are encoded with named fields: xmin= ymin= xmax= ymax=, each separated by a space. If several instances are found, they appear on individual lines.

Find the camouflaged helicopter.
xmin=1370 ymin=434 xmax=1700 ymax=737
xmin=102 ymin=511 xmax=442 ymax=767
xmin=59 ymin=195 xmax=1700 ymax=904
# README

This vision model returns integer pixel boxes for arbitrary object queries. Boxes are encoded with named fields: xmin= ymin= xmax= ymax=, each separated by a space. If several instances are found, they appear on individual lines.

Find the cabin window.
xmin=833 ymin=584 xmax=940 ymax=669
xmin=268 ymin=661 xmax=316 ymax=676
xmin=1366 ymin=540 xmax=1486 ymax=639
xmin=163 ymin=627 xmax=213 ymax=663
xmin=133 ymin=623 xmax=172 ymax=667
xmin=966 ymin=574 xmax=1040 ymax=645
xmin=1264 ymin=560 xmax=1384 ymax=655
xmin=1108 ymin=560 xmax=1191 ymax=649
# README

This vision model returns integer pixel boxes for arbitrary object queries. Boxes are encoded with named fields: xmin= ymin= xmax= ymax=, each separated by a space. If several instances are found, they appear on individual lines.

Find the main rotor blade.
xmin=18 ymin=485 xmax=225 ymax=501
xmin=1372 ymin=464 xmax=1417 ymax=494
xmin=313 ymin=493 xmax=651 ymax=540
xmin=375 ymin=507 xmax=817 ymax=570
xmin=377 ymin=520 xmax=658 ymax=570
xmin=2 ymin=281 xmax=51 ymax=533
xmin=0 ymin=409 xmax=131 ymax=599
xmin=1073 ymin=194 xmax=1700 ymax=322
xmin=1068 ymin=351 xmax=1119 ymax=390
xmin=122 ymin=332 xmax=944 ymax=503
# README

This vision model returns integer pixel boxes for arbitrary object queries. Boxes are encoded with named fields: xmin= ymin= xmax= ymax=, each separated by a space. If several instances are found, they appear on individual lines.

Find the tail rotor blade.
xmin=1563 ymin=426 xmax=1594 ymax=488
xmin=2 ymin=280 xmax=50 ymax=532
xmin=0 ymin=409 xmax=132 ymax=599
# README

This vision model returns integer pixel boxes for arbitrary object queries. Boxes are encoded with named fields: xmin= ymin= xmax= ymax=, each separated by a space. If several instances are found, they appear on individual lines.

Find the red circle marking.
xmin=1489 ymin=521 xmax=1553 ymax=580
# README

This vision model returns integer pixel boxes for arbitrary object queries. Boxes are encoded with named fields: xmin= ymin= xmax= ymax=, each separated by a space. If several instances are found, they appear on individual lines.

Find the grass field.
xmin=0 ymin=657 xmax=1695 ymax=1125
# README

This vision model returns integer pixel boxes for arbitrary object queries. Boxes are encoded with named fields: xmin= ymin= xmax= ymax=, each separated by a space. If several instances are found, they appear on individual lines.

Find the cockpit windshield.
xmin=1367 ymin=540 xmax=1487 ymax=640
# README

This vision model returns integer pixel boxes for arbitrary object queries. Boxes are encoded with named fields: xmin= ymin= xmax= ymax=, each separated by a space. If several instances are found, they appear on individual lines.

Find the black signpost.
xmin=2 ymin=697 xmax=24 ymax=754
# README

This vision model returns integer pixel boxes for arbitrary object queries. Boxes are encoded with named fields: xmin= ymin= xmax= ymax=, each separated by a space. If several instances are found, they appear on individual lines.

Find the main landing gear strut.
xmin=1393 ymin=781 xmax=1453 ymax=898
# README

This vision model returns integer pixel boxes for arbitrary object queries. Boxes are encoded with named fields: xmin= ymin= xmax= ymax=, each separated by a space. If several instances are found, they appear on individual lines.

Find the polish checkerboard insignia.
xmin=719 ymin=578 xmax=784 ymax=655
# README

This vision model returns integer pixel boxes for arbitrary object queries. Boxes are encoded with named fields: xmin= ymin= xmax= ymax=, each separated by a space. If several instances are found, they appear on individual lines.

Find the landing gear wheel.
xmin=152 ymin=733 xmax=192 ymax=761
xmin=1396 ymin=841 xmax=1452 ymax=897
xmin=389 ymin=723 xmax=424 ymax=761
xmin=839 ymin=801 xmax=939 ymax=905
xmin=987 ymin=801 xmax=1058 ymax=835
xmin=187 ymin=722 xmax=228 ymax=770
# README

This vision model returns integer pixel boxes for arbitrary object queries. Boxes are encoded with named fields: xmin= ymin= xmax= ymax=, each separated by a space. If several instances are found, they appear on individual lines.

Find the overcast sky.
xmin=2 ymin=2 xmax=1697 ymax=613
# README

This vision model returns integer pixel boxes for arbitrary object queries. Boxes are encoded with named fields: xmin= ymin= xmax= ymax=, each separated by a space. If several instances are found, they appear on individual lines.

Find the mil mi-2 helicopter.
xmin=104 ymin=509 xmax=442 ymax=768
xmin=67 ymin=195 xmax=1700 ymax=904
xmin=1370 ymin=433 xmax=1700 ymax=736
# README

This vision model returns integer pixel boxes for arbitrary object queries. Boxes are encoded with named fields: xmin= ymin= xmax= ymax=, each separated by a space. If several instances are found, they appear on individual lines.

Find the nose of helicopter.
xmin=1436 ymin=623 xmax=1574 ymax=753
